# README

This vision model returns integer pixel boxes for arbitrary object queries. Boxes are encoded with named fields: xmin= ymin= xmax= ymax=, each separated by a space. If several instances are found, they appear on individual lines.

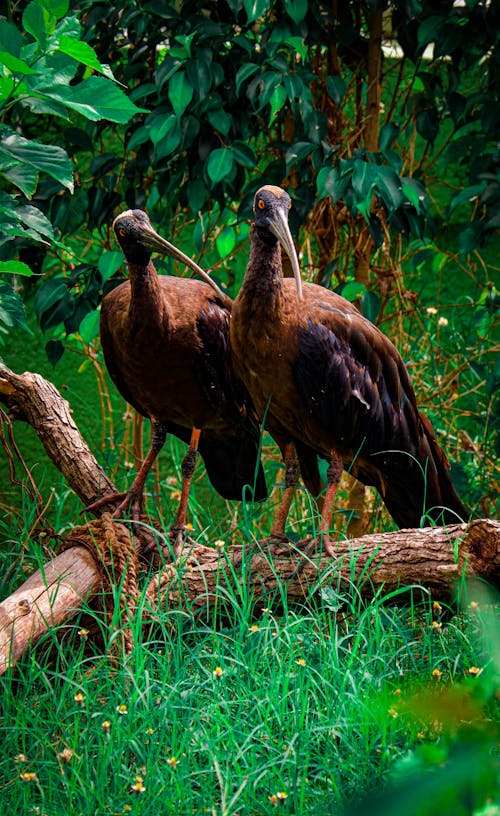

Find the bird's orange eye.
xmin=257 ymin=199 xmax=266 ymax=210
xmin=117 ymin=228 xmax=126 ymax=238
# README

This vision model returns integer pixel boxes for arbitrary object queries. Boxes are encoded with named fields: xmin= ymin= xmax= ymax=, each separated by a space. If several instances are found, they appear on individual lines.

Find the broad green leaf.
xmin=232 ymin=141 xmax=257 ymax=168
xmin=351 ymin=159 xmax=377 ymax=201
xmin=154 ymin=118 xmax=182 ymax=159
xmin=449 ymin=183 xmax=486 ymax=214
xmin=17 ymin=204 xmax=54 ymax=240
xmin=243 ymin=0 xmax=270 ymax=22
xmin=361 ymin=289 xmax=381 ymax=322
xmin=23 ymin=1 xmax=55 ymax=49
xmin=0 ymin=163 xmax=39 ymax=198
xmin=402 ymin=179 xmax=426 ymax=213
xmin=57 ymin=35 xmax=115 ymax=79
xmin=235 ymin=63 xmax=259 ymax=96
xmin=216 ymin=226 xmax=236 ymax=259
xmin=98 ymin=250 xmax=123 ymax=282
xmin=186 ymin=57 xmax=212 ymax=99
xmin=0 ymin=78 xmax=15 ymax=104
xmin=375 ymin=166 xmax=404 ymax=214
xmin=0 ymin=52 xmax=39 ymax=75
xmin=286 ymin=141 xmax=314 ymax=169
xmin=206 ymin=147 xmax=234 ymax=185
xmin=149 ymin=114 xmax=181 ymax=152
xmin=284 ymin=0 xmax=308 ymax=24
xmin=187 ymin=179 xmax=206 ymax=213
xmin=342 ymin=281 xmax=366 ymax=302
xmin=0 ymin=280 xmax=30 ymax=342
xmin=40 ymin=0 xmax=69 ymax=18
xmin=379 ymin=122 xmax=399 ymax=153
xmin=0 ymin=260 xmax=34 ymax=277
xmin=79 ymin=308 xmax=100 ymax=345
xmin=45 ymin=338 xmax=64 ymax=366
xmin=168 ymin=71 xmax=194 ymax=117
xmin=326 ymin=75 xmax=346 ymax=105
xmin=316 ymin=167 xmax=336 ymax=199
xmin=0 ymin=130 xmax=73 ymax=192
xmin=207 ymin=108 xmax=231 ymax=136
xmin=38 ymin=76 xmax=148 ymax=123
xmin=0 ymin=20 xmax=22 ymax=57
xmin=269 ymin=84 xmax=287 ymax=120
xmin=418 ymin=15 xmax=446 ymax=48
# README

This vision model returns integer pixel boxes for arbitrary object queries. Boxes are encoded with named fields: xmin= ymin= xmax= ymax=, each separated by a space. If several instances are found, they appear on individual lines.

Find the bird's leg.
xmin=317 ymin=454 xmax=343 ymax=557
xmin=113 ymin=420 xmax=167 ymax=525
xmin=268 ymin=442 xmax=300 ymax=542
xmin=169 ymin=427 xmax=201 ymax=553
xmin=85 ymin=421 xmax=167 ymax=527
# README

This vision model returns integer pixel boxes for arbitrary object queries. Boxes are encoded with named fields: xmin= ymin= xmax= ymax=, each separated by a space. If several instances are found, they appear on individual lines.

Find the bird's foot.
xmin=167 ymin=525 xmax=196 ymax=559
xmin=318 ymin=532 xmax=336 ymax=558
xmin=259 ymin=531 xmax=291 ymax=546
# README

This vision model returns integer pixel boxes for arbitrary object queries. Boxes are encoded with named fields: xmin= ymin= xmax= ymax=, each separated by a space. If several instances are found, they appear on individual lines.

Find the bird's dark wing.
xmin=293 ymin=309 xmax=467 ymax=525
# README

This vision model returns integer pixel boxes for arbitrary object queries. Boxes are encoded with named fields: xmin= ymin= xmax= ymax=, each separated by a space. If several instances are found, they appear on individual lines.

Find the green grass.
xmin=0 ymin=502 xmax=498 ymax=815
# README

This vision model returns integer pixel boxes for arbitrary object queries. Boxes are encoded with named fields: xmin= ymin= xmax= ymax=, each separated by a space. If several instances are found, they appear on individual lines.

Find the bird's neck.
xmin=240 ymin=225 xmax=284 ymax=314
xmin=128 ymin=259 xmax=166 ymax=329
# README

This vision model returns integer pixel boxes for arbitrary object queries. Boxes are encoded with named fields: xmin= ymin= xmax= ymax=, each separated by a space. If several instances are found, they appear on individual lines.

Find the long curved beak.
xmin=269 ymin=208 xmax=303 ymax=302
xmin=140 ymin=224 xmax=225 ymax=299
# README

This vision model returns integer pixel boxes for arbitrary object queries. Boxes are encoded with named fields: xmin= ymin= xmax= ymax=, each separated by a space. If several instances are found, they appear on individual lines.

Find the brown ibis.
xmin=89 ymin=209 xmax=267 ymax=542
xmin=230 ymin=184 xmax=467 ymax=549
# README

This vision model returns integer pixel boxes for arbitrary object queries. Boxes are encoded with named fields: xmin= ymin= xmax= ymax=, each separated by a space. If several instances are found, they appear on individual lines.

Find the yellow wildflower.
xmin=213 ymin=666 xmax=223 ymax=678
xmin=432 ymin=668 xmax=442 ymax=679
xmin=102 ymin=720 xmax=111 ymax=732
xmin=74 ymin=691 xmax=85 ymax=705
xmin=131 ymin=774 xmax=145 ymax=793
xmin=295 ymin=658 xmax=306 ymax=666
xmin=249 ymin=624 xmax=259 ymax=633
xmin=116 ymin=704 xmax=128 ymax=715
xmin=167 ymin=756 xmax=179 ymax=767
xmin=19 ymin=772 xmax=38 ymax=782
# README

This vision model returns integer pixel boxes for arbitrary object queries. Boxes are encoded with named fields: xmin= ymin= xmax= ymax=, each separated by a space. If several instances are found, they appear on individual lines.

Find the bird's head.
xmin=113 ymin=209 xmax=224 ymax=297
xmin=253 ymin=185 xmax=303 ymax=301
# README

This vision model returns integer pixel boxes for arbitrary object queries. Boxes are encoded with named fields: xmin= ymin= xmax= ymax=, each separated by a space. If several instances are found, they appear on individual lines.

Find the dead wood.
xmin=0 ymin=362 xmax=498 ymax=675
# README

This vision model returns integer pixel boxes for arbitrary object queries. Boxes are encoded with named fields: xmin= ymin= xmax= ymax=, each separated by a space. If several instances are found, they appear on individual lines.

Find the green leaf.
xmin=286 ymin=141 xmax=314 ymax=169
xmin=0 ymin=280 xmax=30 ymax=342
xmin=351 ymin=159 xmax=377 ymax=201
xmin=449 ymin=183 xmax=487 ymax=215
xmin=186 ymin=57 xmax=212 ymax=100
xmin=78 ymin=308 xmax=100 ymax=345
xmin=0 ymin=260 xmax=34 ymax=277
xmin=232 ymin=141 xmax=257 ymax=168
xmin=186 ymin=179 xmax=206 ymax=213
xmin=361 ymin=289 xmax=381 ymax=322
xmin=168 ymin=71 xmax=194 ymax=117
xmin=235 ymin=63 xmax=259 ymax=96
xmin=243 ymin=0 xmax=270 ymax=23
xmin=0 ymin=130 xmax=73 ymax=192
xmin=316 ymin=167 xmax=336 ymax=199
xmin=269 ymin=84 xmax=287 ymax=120
xmin=98 ymin=251 xmax=123 ymax=283
xmin=16 ymin=204 xmax=54 ymax=240
xmin=326 ymin=75 xmax=346 ymax=105
xmin=402 ymin=179 xmax=426 ymax=213
xmin=207 ymin=108 xmax=232 ymax=137
xmin=45 ymin=338 xmax=64 ymax=366
xmin=40 ymin=0 xmax=69 ymax=18
xmin=37 ymin=76 xmax=148 ymax=123
xmin=0 ymin=20 xmax=22 ymax=57
xmin=0 ymin=52 xmax=39 ymax=75
xmin=0 ymin=78 xmax=15 ymax=104
xmin=216 ymin=226 xmax=236 ymax=259
xmin=57 ymin=35 xmax=115 ymax=79
xmin=150 ymin=115 xmax=181 ymax=158
xmin=284 ymin=0 xmax=308 ymax=23
xmin=379 ymin=123 xmax=399 ymax=153
xmin=375 ymin=166 xmax=404 ymax=214
xmin=341 ymin=281 xmax=366 ymax=302
xmin=23 ymin=1 xmax=55 ymax=49
xmin=206 ymin=147 xmax=234 ymax=185
xmin=0 ymin=163 xmax=39 ymax=198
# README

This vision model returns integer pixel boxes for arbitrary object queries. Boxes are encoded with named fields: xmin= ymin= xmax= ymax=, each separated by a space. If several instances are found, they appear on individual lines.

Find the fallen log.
xmin=0 ymin=363 xmax=498 ymax=675
xmin=0 ymin=518 xmax=499 ymax=674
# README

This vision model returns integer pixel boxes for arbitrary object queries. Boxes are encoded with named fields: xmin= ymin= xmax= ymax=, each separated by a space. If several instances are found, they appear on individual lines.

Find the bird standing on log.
xmin=230 ymin=185 xmax=467 ymax=549
xmin=89 ymin=209 xmax=267 ymax=542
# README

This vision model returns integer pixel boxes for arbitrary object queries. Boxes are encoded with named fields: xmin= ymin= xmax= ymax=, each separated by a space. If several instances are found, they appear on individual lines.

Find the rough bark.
xmin=0 ymin=362 xmax=117 ymax=511
xmin=0 ymin=363 xmax=498 ymax=674
xmin=1 ymin=519 xmax=499 ymax=674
